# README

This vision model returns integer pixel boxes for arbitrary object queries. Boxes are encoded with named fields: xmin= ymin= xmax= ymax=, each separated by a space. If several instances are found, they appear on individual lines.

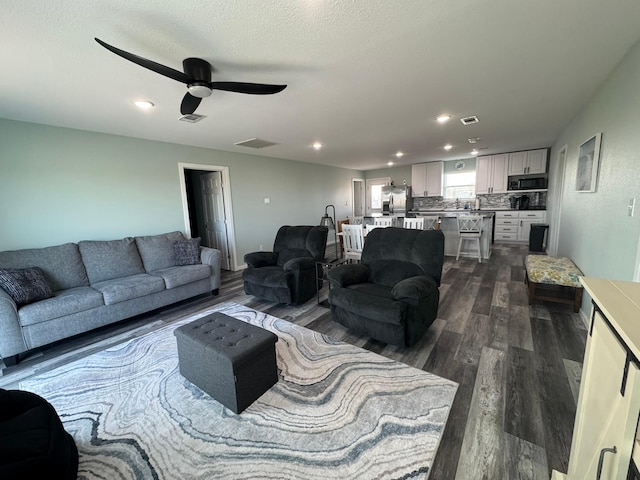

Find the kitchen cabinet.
xmin=475 ymin=154 xmax=508 ymax=194
xmin=552 ymin=278 xmax=640 ymax=480
xmin=508 ymin=149 xmax=548 ymax=175
xmin=494 ymin=211 xmax=545 ymax=243
xmin=411 ymin=161 xmax=443 ymax=197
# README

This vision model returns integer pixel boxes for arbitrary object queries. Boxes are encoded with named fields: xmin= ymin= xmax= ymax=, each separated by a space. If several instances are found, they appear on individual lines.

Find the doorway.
xmin=365 ymin=177 xmax=390 ymax=216
xmin=178 ymin=163 xmax=237 ymax=271
xmin=351 ymin=178 xmax=365 ymax=217
xmin=548 ymin=145 xmax=567 ymax=256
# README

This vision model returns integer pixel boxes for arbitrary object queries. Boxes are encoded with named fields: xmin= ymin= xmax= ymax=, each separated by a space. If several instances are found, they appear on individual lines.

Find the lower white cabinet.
xmin=494 ymin=211 xmax=546 ymax=243
xmin=553 ymin=278 xmax=640 ymax=480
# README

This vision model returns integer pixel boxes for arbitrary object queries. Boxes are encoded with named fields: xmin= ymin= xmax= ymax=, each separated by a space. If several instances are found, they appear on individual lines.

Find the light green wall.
xmin=0 ymin=119 xmax=361 ymax=268
xmin=549 ymin=37 xmax=640 ymax=281
xmin=365 ymin=165 xmax=412 ymax=186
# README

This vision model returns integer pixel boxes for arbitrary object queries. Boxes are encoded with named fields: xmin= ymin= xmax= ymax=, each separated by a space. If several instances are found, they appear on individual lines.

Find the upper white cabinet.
xmin=475 ymin=154 xmax=508 ymax=194
xmin=508 ymin=149 xmax=548 ymax=175
xmin=411 ymin=161 xmax=443 ymax=197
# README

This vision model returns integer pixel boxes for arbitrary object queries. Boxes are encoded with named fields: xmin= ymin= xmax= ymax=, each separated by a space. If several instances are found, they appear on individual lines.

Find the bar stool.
xmin=456 ymin=215 xmax=483 ymax=263
xmin=373 ymin=217 xmax=393 ymax=227
xmin=422 ymin=215 xmax=440 ymax=230
xmin=403 ymin=217 xmax=424 ymax=229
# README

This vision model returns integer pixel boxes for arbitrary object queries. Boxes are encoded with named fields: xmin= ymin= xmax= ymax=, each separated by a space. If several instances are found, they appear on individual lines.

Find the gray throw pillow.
xmin=174 ymin=238 xmax=201 ymax=266
xmin=0 ymin=267 xmax=53 ymax=305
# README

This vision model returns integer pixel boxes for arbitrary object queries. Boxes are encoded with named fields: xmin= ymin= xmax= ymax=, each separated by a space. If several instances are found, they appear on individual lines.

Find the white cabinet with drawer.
xmin=494 ymin=211 xmax=546 ymax=243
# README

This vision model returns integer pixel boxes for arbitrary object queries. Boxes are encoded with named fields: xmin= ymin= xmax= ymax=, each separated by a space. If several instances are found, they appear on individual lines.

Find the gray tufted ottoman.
xmin=174 ymin=312 xmax=278 ymax=414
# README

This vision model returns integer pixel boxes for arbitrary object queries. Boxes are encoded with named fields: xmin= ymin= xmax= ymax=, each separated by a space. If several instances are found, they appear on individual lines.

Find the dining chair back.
xmin=403 ymin=217 xmax=424 ymax=230
xmin=456 ymin=215 xmax=483 ymax=263
xmin=373 ymin=217 xmax=393 ymax=227
xmin=422 ymin=216 xmax=440 ymax=230
xmin=349 ymin=216 xmax=364 ymax=225
xmin=342 ymin=224 xmax=365 ymax=262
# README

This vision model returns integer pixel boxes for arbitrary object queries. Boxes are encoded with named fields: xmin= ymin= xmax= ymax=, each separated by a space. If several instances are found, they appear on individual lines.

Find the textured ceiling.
xmin=2 ymin=0 xmax=640 ymax=170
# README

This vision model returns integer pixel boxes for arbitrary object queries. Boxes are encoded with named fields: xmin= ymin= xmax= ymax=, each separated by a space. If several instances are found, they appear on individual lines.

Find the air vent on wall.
xmin=179 ymin=114 xmax=207 ymax=123
xmin=234 ymin=138 xmax=279 ymax=149
xmin=460 ymin=115 xmax=479 ymax=125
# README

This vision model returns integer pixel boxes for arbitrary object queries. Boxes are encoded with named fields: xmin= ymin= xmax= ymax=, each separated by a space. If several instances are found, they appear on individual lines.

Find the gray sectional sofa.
xmin=0 ymin=231 xmax=221 ymax=366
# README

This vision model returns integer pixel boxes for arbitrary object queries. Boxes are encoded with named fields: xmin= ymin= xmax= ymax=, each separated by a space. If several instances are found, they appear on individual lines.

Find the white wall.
xmin=0 ymin=119 xmax=361 ymax=268
xmin=548 ymin=37 xmax=640 ymax=282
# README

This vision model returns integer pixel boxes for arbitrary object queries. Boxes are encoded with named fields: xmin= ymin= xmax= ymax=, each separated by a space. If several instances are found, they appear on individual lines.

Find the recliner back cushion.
xmin=367 ymin=259 xmax=424 ymax=288
xmin=78 ymin=238 xmax=145 ymax=284
xmin=135 ymin=231 xmax=186 ymax=272
xmin=273 ymin=226 xmax=328 ymax=262
xmin=277 ymin=248 xmax=313 ymax=267
xmin=0 ymin=243 xmax=88 ymax=291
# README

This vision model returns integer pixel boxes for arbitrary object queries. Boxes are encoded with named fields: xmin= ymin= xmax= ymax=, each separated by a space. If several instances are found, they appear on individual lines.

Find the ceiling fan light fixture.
xmin=187 ymin=83 xmax=213 ymax=98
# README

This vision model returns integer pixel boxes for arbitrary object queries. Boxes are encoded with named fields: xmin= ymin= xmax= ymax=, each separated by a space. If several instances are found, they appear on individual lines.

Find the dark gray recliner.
xmin=328 ymin=227 xmax=445 ymax=346
xmin=243 ymin=226 xmax=328 ymax=305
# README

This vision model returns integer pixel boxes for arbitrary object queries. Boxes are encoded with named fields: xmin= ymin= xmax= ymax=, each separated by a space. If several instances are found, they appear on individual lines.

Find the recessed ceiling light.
xmin=470 ymin=149 xmax=479 ymax=155
xmin=312 ymin=142 xmax=323 ymax=150
xmin=395 ymin=151 xmax=404 ymax=158
xmin=436 ymin=114 xmax=451 ymax=123
xmin=468 ymin=137 xmax=480 ymax=144
xmin=444 ymin=144 xmax=453 ymax=150
xmin=387 ymin=161 xmax=394 ymax=166
xmin=133 ymin=100 xmax=154 ymax=110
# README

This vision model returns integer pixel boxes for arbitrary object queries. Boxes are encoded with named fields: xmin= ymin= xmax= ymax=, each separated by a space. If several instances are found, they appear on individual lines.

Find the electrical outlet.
xmin=629 ymin=198 xmax=636 ymax=217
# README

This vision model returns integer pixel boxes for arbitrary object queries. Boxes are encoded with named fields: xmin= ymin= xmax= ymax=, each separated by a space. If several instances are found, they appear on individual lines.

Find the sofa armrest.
xmin=392 ymin=275 xmax=438 ymax=301
xmin=328 ymin=264 xmax=370 ymax=288
xmin=283 ymin=257 xmax=315 ymax=272
xmin=244 ymin=251 xmax=278 ymax=269
xmin=0 ymin=289 xmax=27 ymax=361
xmin=200 ymin=246 xmax=222 ymax=292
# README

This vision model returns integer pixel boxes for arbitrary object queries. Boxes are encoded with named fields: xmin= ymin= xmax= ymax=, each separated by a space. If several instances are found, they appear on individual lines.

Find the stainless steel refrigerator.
xmin=381 ymin=185 xmax=412 ymax=215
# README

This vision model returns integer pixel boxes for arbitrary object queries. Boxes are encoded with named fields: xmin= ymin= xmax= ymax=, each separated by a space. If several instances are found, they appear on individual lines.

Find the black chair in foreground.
xmin=328 ymin=227 xmax=445 ymax=347
xmin=243 ymin=225 xmax=328 ymax=305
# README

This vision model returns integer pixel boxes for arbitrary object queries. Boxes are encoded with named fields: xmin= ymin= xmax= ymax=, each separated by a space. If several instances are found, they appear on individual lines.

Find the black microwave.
xmin=508 ymin=176 xmax=547 ymax=191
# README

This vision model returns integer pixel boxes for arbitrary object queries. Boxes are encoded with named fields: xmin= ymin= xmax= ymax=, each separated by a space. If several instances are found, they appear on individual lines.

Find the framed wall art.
xmin=575 ymin=132 xmax=602 ymax=192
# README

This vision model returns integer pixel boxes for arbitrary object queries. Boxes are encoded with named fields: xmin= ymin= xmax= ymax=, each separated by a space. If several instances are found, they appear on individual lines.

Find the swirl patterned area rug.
xmin=20 ymin=302 xmax=457 ymax=480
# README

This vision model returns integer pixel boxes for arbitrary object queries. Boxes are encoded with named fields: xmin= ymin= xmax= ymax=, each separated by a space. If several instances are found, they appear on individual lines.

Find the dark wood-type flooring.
xmin=1 ymin=244 xmax=587 ymax=479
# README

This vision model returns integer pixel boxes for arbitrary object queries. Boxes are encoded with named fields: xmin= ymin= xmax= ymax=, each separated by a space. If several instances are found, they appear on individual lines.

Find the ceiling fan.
xmin=95 ymin=38 xmax=287 ymax=115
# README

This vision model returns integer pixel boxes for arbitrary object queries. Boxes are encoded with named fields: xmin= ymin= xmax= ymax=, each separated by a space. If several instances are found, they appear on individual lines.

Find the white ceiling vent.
xmin=460 ymin=115 xmax=479 ymax=125
xmin=234 ymin=138 xmax=279 ymax=149
xmin=178 ymin=114 xmax=207 ymax=123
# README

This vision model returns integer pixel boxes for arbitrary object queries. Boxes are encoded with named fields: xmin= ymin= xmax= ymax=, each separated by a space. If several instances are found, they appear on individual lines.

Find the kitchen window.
xmin=443 ymin=171 xmax=475 ymax=199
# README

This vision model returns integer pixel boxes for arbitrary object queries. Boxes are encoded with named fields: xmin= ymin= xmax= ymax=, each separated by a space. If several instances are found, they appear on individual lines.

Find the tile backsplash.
xmin=413 ymin=192 xmax=547 ymax=210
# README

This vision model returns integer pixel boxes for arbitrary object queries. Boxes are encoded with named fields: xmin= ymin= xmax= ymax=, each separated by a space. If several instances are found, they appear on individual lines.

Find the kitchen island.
xmin=412 ymin=211 xmax=495 ymax=259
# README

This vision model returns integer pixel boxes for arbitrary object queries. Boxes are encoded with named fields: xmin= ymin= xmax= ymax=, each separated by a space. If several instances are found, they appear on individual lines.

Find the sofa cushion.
xmin=0 ymin=268 xmax=53 ymax=306
xmin=134 ymin=231 xmax=186 ymax=272
xmin=18 ymin=287 xmax=105 ymax=326
xmin=367 ymin=259 xmax=424 ymax=288
xmin=0 ymin=243 xmax=89 ymax=290
xmin=151 ymin=264 xmax=211 ymax=289
xmin=243 ymin=266 xmax=291 ymax=288
xmin=91 ymin=274 xmax=166 ymax=305
xmin=174 ymin=238 xmax=201 ymax=266
xmin=78 ymin=238 xmax=145 ymax=284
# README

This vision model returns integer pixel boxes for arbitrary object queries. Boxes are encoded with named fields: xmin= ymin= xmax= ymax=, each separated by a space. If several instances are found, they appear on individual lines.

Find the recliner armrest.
xmin=245 ymin=251 xmax=278 ymax=268
xmin=283 ymin=257 xmax=315 ymax=271
xmin=392 ymin=275 xmax=438 ymax=301
xmin=328 ymin=264 xmax=370 ymax=288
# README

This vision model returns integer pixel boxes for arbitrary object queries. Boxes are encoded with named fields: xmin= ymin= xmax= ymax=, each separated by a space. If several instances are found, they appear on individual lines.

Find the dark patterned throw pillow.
xmin=0 ymin=267 xmax=54 ymax=305
xmin=174 ymin=238 xmax=202 ymax=266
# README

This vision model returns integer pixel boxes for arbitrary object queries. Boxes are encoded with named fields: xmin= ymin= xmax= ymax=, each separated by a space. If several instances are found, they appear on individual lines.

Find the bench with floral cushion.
xmin=524 ymin=255 xmax=583 ymax=313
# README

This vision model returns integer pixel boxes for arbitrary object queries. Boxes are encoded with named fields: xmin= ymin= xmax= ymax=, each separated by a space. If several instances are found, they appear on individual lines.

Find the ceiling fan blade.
xmin=95 ymin=38 xmax=189 ymax=84
xmin=180 ymin=92 xmax=202 ymax=115
xmin=209 ymin=82 xmax=287 ymax=95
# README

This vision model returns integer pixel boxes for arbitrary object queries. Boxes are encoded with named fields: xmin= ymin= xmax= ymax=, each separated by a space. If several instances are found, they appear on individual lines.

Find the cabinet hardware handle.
xmin=596 ymin=446 xmax=617 ymax=480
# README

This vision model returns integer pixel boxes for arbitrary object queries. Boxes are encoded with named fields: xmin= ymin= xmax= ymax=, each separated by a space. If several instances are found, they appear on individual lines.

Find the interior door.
xmin=566 ymin=311 xmax=640 ymax=479
xmin=200 ymin=172 xmax=230 ymax=270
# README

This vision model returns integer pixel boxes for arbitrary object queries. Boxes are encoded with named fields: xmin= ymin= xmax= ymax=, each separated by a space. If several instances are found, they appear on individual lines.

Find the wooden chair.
xmin=342 ymin=224 xmax=365 ymax=262
xmin=456 ymin=215 xmax=483 ymax=263
xmin=373 ymin=217 xmax=393 ymax=228
xmin=403 ymin=217 xmax=424 ymax=230
xmin=337 ymin=219 xmax=350 ymax=258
